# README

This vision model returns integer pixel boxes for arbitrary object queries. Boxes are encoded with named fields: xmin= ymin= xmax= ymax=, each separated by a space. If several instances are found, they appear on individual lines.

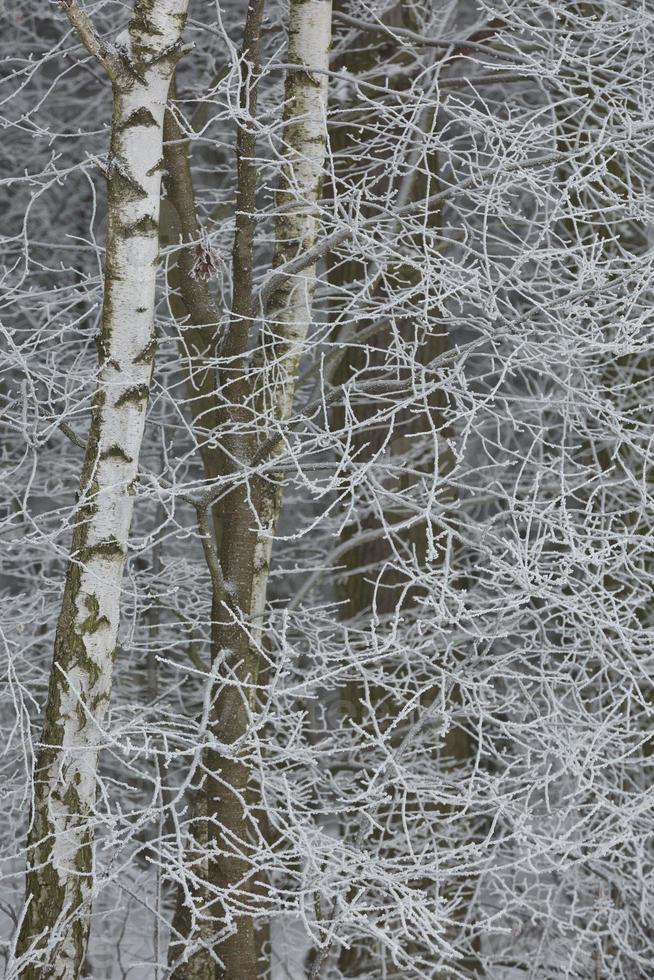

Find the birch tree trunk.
xmin=250 ymin=0 xmax=332 ymax=641
xmin=16 ymin=3 xmax=189 ymax=976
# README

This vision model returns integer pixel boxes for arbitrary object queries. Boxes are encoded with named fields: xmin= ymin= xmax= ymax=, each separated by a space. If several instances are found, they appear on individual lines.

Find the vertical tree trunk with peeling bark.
xmin=16 ymin=2 xmax=189 ymax=977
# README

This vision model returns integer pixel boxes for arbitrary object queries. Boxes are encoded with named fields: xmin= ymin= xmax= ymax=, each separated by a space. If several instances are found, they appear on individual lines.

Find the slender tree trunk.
xmin=16 ymin=3 xmax=189 ymax=976
xmin=165 ymin=0 xmax=266 ymax=973
xmin=250 ymin=0 xmax=333 ymax=645
xmin=165 ymin=3 xmax=331 ymax=975
xmin=161 ymin=78 xmax=224 ymax=486
xmin=160 ymin=83 xmax=222 ymax=980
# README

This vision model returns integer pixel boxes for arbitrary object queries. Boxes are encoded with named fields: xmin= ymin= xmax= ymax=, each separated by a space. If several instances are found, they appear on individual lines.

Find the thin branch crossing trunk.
xmin=250 ymin=0 xmax=333 ymax=641
xmin=166 ymin=0 xmax=267 ymax=973
xmin=16 ymin=2 xmax=189 ymax=976
xmin=166 ymin=2 xmax=332 ymax=976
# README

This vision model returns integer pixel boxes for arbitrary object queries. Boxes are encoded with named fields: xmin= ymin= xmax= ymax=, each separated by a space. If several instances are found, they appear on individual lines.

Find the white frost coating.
xmin=8 ymin=3 xmax=654 ymax=976
xmin=251 ymin=0 xmax=332 ymax=647
xmin=273 ymin=0 xmax=332 ymax=359
xmin=19 ymin=0 xmax=190 ymax=974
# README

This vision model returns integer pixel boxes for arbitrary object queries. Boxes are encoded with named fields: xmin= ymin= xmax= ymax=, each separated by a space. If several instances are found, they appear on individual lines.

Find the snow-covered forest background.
xmin=2 ymin=0 xmax=654 ymax=976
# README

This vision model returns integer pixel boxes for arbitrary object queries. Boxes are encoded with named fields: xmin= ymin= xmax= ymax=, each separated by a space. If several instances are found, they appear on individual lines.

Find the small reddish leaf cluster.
xmin=191 ymin=242 xmax=220 ymax=280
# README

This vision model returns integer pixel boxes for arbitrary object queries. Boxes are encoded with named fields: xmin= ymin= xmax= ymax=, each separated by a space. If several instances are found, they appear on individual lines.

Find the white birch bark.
xmin=251 ymin=0 xmax=332 ymax=642
xmin=16 ymin=2 xmax=189 ymax=977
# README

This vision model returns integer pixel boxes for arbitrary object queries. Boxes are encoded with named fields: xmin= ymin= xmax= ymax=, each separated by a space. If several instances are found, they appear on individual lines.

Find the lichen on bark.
xmin=16 ymin=0 xmax=190 ymax=975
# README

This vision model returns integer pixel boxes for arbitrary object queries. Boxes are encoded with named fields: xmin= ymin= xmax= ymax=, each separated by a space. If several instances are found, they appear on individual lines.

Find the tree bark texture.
xmin=17 ymin=2 xmax=189 ymax=976
xmin=250 ymin=0 xmax=333 ymax=646
xmin=165 ymin=3 xmax=331 ymax=976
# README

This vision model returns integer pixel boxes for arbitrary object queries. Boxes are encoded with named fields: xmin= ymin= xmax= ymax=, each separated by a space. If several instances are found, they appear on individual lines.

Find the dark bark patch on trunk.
xmin=115 ymin=383 xmax=149 ymax=407
xmin=100 ymin=444 xmax=134 ymax=463
xmin=121 ymin=106 xmax=158 ymax=129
